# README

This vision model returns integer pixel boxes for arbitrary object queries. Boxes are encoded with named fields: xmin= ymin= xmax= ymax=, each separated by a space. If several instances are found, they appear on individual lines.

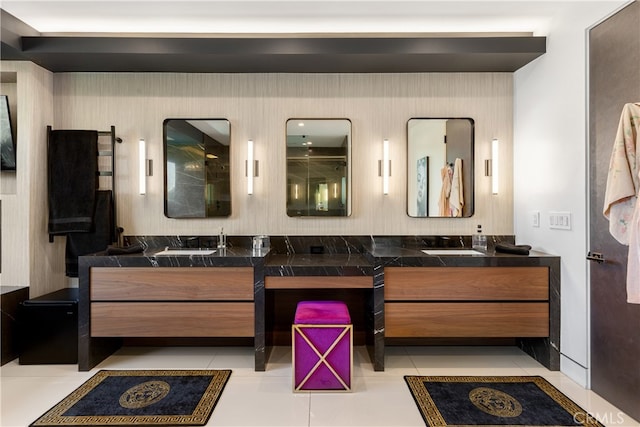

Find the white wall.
xmin=513 ymin=1 xmax=628 ymax=387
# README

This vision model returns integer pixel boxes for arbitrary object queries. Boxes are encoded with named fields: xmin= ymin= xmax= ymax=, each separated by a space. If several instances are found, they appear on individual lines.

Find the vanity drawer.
xmin=91 ymin=302 xmax=254 ymax=337
xmin=265 ymin=276 xmax=372 ymax=289
xmin=384 ymin=267 xmax=548 ymax=301
xmin=90 ymin=267 xmax=254 ymax=301
xmin=385 ymin=302 xmax=549 ymax=337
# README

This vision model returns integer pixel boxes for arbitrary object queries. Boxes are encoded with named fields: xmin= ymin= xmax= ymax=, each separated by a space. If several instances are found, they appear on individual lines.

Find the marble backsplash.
xmin=124 ymin=234 xmax=516 ymax=254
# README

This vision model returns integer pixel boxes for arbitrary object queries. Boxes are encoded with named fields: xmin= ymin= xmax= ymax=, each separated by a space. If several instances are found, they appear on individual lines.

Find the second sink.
xmin=422 ymin=249 xmax=484 ymax=256
xmin=154 ymin=248 xmax=217 ymax=256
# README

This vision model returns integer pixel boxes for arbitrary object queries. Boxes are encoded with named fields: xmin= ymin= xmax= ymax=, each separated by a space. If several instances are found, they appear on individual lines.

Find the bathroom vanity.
xmin=367 ymin=241 xmax=560 ymax=371
xmin=77 ymin=235 xmax=560 ymax=373
xmin=77 ymin=245 xmax=267 ymax=371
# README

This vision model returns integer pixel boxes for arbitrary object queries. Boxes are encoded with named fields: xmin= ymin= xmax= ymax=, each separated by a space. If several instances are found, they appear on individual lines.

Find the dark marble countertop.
xmin=80 ymin=244 xmax=559 ymax=270
xmin=364 ymin=246 xmax=559 ymax=267
xmin=79 ymin=246 xmax=269 ymax=269
xmin=80 ymin=234 xmax=560 ymax=271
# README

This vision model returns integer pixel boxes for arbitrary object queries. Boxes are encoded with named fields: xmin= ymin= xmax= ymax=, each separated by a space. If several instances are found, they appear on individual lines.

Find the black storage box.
xmin=19 ymin=288 xmax=78 ymax=364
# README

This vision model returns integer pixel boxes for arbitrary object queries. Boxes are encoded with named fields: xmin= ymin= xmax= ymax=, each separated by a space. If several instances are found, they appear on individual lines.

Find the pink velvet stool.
xmin=292 ymin=300 xmax=353 ymax=392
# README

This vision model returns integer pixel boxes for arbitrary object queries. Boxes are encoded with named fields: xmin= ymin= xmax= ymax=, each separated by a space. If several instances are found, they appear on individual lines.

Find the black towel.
xmin=495 ymin=243 xmax=532 ymax=255
xmin=48 ymin=130 xmax=98 ymax=235
xmin=65 ymin=190 xmax=114 ymax=277
xmin=105 ymin=243 xmax=144 ymax=255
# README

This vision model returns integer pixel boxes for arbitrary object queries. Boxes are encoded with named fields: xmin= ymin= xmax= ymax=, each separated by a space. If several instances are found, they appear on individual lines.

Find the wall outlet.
xmin=549 ymin=211 xmax=571 ymax=230
xmin=532 ymin=211 xmax=540 ymax=228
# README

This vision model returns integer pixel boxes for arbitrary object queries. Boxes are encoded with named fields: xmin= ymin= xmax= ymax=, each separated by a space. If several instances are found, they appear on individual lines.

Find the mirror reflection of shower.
xmin=286 ymin=119 xmax=351 ymax=217
xmin=163 ymin=119 xmax=231 ymax=218
xmin=316 ymin=183 xmax=329 ymax=211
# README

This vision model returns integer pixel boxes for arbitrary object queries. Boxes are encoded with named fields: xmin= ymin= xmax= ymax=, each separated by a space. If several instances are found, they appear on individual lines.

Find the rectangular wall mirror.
xmin=164 ymin=119 xmax=231 ymax=218
xmin=286 ymin=119 xmax=351 ymax=217
xmin=407 ymin=118 xmax=474 ymax=218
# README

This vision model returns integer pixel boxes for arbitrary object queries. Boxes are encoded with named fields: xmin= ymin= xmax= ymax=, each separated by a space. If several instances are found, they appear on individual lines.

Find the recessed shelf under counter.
xmin=264 ymin=253 xmax=373 ymax=278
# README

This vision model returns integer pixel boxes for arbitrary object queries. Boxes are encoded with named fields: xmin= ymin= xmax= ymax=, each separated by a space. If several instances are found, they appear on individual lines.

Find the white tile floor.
xmin=1 ymin=345 xmax=639 ymax=427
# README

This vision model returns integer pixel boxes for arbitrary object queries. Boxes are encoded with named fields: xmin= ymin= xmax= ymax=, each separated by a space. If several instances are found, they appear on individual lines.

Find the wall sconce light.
xmin=139 ymin=139 xmax=146 ymax=195
xmin=484 ymin=138 xmax=499 ymax=195
xmin=378 ymin=139 xmax=391 ymax=195
xmin=246 ymin=139 xmax=259 ymax=195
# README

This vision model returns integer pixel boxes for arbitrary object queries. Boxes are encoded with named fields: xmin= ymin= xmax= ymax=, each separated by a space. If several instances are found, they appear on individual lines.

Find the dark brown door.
xmin=589 ymin=1 xmax=640 ymax=420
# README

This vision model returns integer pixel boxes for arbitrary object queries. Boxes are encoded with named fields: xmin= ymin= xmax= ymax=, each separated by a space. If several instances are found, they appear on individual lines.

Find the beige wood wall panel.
xmin=90 ymin=267 xmax=254 ymax=300
xmin=0 ymin=61 xmax=62 ymax=296
xmin=385 ymin=302 xmax=549 ymax=337
xmin=265 ymin=275 xmax=372 ymax=289
xmin=384 ymin=266 xmax=548 ymax=300
xmin=53 ymin=72 xmax=513 ymax=237
xmin=91 ymin=302 xmax=254 ymax=337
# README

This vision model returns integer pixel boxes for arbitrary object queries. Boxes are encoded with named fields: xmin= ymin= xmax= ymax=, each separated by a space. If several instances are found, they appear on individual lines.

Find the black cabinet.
xmin=19 ymin=288 xmax=78 ymax=364
xmin=1 ymin=286 xmax=29 ymax=365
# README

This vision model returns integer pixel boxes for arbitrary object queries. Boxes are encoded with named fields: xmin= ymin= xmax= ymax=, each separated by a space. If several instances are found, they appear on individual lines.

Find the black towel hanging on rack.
xmin=47 ymin=129 xmax=98 ymax=235
xmin=65 ymin=190 xmax=114 ymax=277
xmin=47 ymin=126 xmax=122 ymax=247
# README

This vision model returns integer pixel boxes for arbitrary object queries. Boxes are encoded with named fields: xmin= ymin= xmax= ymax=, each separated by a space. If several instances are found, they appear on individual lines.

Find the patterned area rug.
xmin=30 ymin=369 xmax=231 ymax=426
xmin=405 ymin=375 xmax=604 ymax=427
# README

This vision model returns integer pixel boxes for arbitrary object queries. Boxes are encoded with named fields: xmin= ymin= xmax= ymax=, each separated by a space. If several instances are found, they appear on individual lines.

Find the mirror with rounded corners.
xmin=407 ymin=118 xmax=474 ymax=217
xmin=164 ymin=119 xmax=231 ymax=218
xmin=286 ymin=119 xmax=351 ymax=217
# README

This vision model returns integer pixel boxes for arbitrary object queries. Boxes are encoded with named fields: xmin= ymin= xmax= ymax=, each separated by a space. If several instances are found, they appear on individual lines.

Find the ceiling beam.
xmin=1 ymin=10 xmax=545 ymax=73
xmin=0 ymin=9 xmax=40 ymax=60
xmin=16 ymin=35 xmax=545 ymax=73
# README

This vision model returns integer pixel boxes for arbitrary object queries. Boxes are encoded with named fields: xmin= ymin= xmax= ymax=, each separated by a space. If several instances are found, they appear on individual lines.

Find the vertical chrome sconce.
xmin=246 ymin=139 xmax=259 ymax=195
xmin=484 ymin=138 xmax=499 ymax=195
xmin=492 ymin=138 xmax=499 ymax=194
xmin=139 ymin=139 xmax=146 ymax=195
xmin=379 ymin=139 xmax=391 ymax=195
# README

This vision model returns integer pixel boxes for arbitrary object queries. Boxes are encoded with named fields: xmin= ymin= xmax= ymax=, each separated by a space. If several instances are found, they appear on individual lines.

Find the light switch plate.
xmin=549 ymin=211 xmax=571 ymax=230
xmin=532 ymin=211 xmax=540 ymax=228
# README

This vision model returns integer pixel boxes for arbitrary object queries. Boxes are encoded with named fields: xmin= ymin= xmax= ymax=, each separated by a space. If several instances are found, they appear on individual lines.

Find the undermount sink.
xmin=154 ymin=248 xmax=217 ymax=256
xmin=422 ymin=249 xmax=484 ymax=256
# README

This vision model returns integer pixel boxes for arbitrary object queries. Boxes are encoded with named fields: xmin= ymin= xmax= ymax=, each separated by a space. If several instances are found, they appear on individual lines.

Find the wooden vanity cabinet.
xmin=89 ymin=267 xmax=254 ymax=337
xmin=384 ymin=266 xmax=549 ymax=338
